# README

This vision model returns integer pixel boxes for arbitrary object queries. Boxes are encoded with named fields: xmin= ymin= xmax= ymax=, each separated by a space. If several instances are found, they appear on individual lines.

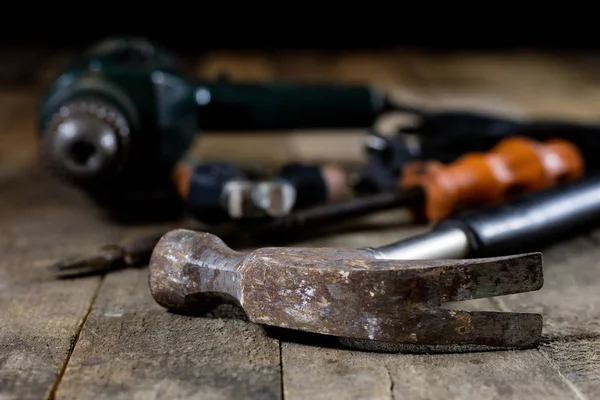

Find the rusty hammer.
xmin=149 ymin=229 xmax=542 ymax=349
xmin=147 ymin=177 xmax=600 ymax=350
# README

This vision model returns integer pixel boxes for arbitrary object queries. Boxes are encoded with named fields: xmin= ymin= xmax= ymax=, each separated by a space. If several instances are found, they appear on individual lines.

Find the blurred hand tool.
xmin=48 ymin=135 xmax=584 ymax=277
xmin=353 ymin=129 xmax=420 ymax=194
xmin=397 ymin=135 xmax=583 ymax=221
xmin=148 ymin=174 xmax=600 ymax=349
xmin=181 ymin=135 xmax=584 ymax=222
xmin=49 ymin=190 xmax=422 ymax=278
xmin=37 ymin=37 xmax=415 ymax=213
xmin=367 ymin=173 xmax=600 ymax=260
xmin=170 ymin=161 xmax=295 ymax=223
xmin=172 ymin=161 xmax=349 ymax=222
xmin=253 ymin=135 xmax=584 ymax=221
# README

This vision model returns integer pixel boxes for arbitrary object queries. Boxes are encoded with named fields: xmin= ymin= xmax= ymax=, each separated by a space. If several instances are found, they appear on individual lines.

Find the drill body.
xmin=37 ymin=37 xmax=384 ymax=218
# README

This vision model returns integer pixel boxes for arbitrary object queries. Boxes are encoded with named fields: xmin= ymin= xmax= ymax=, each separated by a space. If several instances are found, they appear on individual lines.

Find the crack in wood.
xmin=539 ymin=348 xmax=588 ymax=400
xmin=279 ymin=340 xmax=285 ymax=400
xmin=385 ymin=363 xmax=395 ymax=400
xmin=44 ymin=277 xmax=105 ymax=400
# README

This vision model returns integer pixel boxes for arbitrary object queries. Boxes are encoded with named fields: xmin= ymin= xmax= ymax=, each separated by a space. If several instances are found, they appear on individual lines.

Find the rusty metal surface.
xmin=149 ymin=228 xmax=544 ymax=350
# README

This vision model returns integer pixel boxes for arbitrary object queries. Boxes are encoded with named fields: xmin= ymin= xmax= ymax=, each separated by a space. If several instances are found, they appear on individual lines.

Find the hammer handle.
xmin=439 ymin=174 xmax=600 ymax=257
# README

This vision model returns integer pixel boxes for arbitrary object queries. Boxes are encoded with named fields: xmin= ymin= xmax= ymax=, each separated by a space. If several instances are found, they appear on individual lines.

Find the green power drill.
xmin=36 ymin=37 xmax=399 ymax=218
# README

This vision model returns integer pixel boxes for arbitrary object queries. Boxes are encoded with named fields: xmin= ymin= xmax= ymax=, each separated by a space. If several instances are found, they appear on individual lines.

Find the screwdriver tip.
xmin=47 ymin=245 xmax=126 ymax=273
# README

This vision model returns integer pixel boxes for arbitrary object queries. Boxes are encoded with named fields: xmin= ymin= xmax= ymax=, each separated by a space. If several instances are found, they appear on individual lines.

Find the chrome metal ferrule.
xmin=366 ymin=226 xmax=471 ymax=260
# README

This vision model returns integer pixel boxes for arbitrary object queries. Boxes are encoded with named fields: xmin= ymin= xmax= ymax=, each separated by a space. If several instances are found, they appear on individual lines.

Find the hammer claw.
xmin=370 ymin=252 xmax=544 ymax=306
xmin=337 ymin=308 xmax=543 ymax=349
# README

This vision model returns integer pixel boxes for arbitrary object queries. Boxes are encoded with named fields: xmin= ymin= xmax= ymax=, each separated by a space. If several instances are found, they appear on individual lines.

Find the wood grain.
xmin=385 ymin=350 xmax=579 ymax=400
xmin=282 ymin=344 xmax=580 ymax=400
xmin=0 ymin=90 xmax=115 ymax=399
xmin=282 ymin=344 xmax=392 ymax=399
xmin=0 ymin=279 xmax=99 ymax=400
xmin=55 ymin=268 xmax=282 ymax=400
xmin=2 ymin=48 xmax=600 ymax=399
xmin=494 ymin=234 xmax=600 ymax=398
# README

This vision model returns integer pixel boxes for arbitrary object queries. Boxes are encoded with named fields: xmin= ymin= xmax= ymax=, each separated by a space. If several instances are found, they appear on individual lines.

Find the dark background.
xmin=2 ymin=19 xmax=597 ymax=52
xmin=5 ymin=35 xmax=595 ymax=51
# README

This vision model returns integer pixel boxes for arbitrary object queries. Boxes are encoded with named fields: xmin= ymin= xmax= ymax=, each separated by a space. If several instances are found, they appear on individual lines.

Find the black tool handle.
xmin=196 ymin=82 xmax=384 ymax=130
xmin=438 ymin=175 xmax=600 ymax=257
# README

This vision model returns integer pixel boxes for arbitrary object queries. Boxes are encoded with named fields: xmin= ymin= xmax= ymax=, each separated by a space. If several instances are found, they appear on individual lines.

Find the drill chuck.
xmin=41 ymin=100 xmax=131 ymax=184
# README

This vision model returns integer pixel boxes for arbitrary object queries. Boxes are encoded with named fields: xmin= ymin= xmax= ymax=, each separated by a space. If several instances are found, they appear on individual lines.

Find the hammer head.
xmin=149 ymin=229 xmax=544 ymax=349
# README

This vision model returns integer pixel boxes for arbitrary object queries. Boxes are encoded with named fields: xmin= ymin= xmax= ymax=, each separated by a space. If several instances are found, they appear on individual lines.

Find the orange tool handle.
xmin=399 ymin=136 xmax=585 ymax=222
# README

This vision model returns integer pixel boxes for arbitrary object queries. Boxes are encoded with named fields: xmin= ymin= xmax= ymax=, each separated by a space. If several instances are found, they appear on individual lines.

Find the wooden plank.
xmin=55 ymin=267 xmax=282 ymax=400
xmin=0 ymin=173 xmax=117 ymax=284
xmin=332 ymin=51 xmax=419 ymax=88
xmin=0 ymin=89 xmax=124 ymax=399
xmin=283 ymin=344 xmax=579 ymax=400
xmin=540 ymin=338 xmax=600 ymax=398
xmin=493 ymin=233 xmax=600 ymax=398
xmin=5 ymin=49 xmax=600 ymax=399
xmin=0 ymin=167 xmax=117 ymax=399
xmin=0 ymin=277 xmax=100 ymax=399
xmin=385 ymin=350 xmax=579 ymax=400
xmin=281 ymin=344 xmax=392 ymax=399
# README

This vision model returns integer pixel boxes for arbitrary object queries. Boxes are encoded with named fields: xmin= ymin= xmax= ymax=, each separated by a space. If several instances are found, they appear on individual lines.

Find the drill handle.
xmin=194 ymin=81 xmax=385 ymax=131
xmin=440 ymin=174 xmax=600 ymax=257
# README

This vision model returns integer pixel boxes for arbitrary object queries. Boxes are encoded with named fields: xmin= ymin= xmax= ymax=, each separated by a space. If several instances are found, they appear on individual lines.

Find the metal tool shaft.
xmin=367 ymin=174 xmax=600 ymax=261
xmin=50 ymin=188 xmax=424 ymax=277
xmin=218 ymin=187 xmax=425 ymax=243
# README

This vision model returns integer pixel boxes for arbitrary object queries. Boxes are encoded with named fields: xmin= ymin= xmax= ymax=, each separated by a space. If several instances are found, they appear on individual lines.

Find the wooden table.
xmin=1 ymin=48 xmax=599 ymax=400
